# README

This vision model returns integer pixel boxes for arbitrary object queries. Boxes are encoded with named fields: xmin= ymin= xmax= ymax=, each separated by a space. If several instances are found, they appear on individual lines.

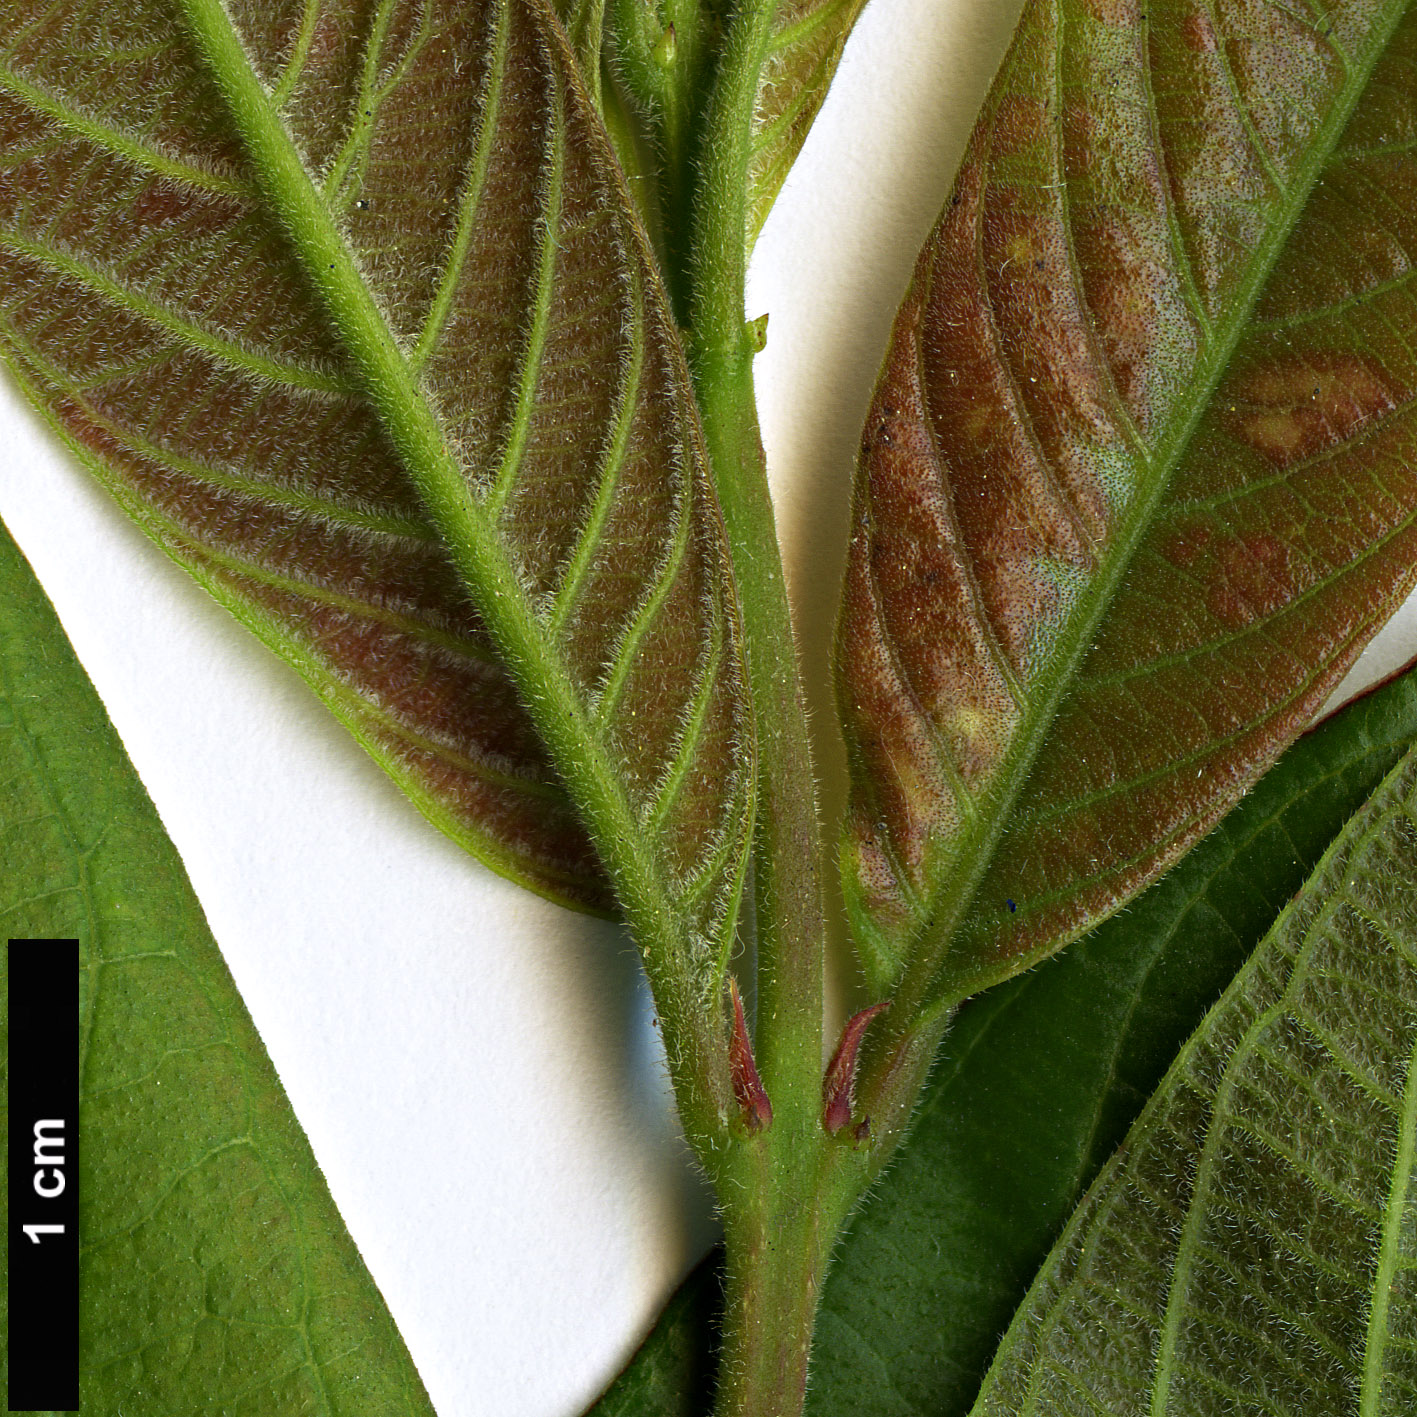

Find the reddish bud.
xmin=728 ymin=977 xmax=773 ymax=1132
xmin=822 ymin=1001 xmax=891 ymax=1135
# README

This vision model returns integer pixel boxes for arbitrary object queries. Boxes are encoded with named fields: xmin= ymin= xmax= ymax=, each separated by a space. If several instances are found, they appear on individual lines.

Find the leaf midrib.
xmin=1360 ymin=903 xmax=1417 ymax=1414
xmin=170 ymin=0 xmax=678 ymax=947
xmin=901 ymin=0 xmax=1414 ymax=1013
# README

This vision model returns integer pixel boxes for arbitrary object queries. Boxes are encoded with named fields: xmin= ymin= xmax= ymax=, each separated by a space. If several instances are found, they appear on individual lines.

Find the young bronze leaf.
xmin=838 ymin=0 xmax=1417 ymax=1008
xmin=0 ymin=0 xmax=610 ymax=911
xmin=971 ymin=736 xmax=1417 ymax=1416
xmin=0 ymin=0 xmax=754 ymax=1126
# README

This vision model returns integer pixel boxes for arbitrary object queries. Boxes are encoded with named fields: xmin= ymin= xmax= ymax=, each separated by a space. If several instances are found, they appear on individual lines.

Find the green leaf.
xmin=588 ymin=1253 xmax=721 ymax=1417
xmin=0 ymin=0 xmax=755 ymax=1133
xmin=0 ymin=515 xmax=435 ymax=1416
xmin=743 ymin=0 xmax=871 ymax=251
xmin=971 ymin=726 xmax=1417 ymax=1414
xmin=836 ymin=0 xmax=1417 ymax=1014
xmin=585 ymin=664 xmax=1417 ymax=1413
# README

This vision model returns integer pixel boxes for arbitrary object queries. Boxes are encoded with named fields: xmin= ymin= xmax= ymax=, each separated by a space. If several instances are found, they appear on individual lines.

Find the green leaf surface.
xmin=0 ymin=515 xmax=435 ymax=1416
xmin=589 ymin=1252 xmax=721 ymax=1417
xmin=743 ymin=0 xmax=870 ymax=251
xmin=0 ymin=0 xmax=755 ymax=1131
xmin=585 ymin=663 xmax=1417 ymax=1415
xmin=836 ymin=0 xmax=1417 ymax=1016
xmin=971 ymin=724 xmax=1417 ymax=1414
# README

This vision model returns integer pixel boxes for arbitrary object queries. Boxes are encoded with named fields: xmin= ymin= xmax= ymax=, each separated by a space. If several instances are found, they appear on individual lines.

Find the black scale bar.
xmin=8 ymin=940 xmax=80 ymax=1412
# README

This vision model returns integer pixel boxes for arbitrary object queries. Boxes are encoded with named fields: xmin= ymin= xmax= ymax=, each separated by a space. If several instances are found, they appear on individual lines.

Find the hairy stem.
xmin=713 ymin=1138 xmax=848 ymax=1417
xmin=686 ymin=0 xmax=827 ymax=1136
xmin=675 ymin=2 xmax=869 ymax=1412
xmin=694 ymin=347 xmax=828 ymax=1116
xmin=591 ymin=0 xmax=892 ymax=1403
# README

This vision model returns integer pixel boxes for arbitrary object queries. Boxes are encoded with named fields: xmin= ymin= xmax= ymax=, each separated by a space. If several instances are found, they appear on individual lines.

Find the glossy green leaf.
xmin=972 ymin=735 xmax=1417 ymax=1414
xmin=587 ymin=666 xmax=1417 ymax=1413
xmin=0 ymin=0 xmax=755 ymax=1129
xmin=0 ymin=516 xmax=435 ymax=1416
xmin=837 ymin=0 xmax=1417 ymax=1014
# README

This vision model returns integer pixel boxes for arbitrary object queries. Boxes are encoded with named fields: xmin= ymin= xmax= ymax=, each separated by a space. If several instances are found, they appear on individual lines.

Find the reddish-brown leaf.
xmin=0 ymin=0 xmax=754 ymax=951
xmin=838 ymin=0 xmax=1417 ymax=1007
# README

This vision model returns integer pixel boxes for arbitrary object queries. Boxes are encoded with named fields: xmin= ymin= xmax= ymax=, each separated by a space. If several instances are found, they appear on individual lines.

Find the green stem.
xmin=684 ymin=0 xmax=826 ymax=1132
xmin=695 ymin=349 xmax=827 ymax=1116
xmin=673 ymin=3 xmax=864 ymax=1412
xmin=714 ymin=1137 xmax=848 ymax=1417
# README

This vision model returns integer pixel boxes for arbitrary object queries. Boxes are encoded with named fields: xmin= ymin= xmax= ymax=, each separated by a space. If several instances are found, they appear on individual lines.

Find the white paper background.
xmin=3 ymin=2 xmax=1415 ymax=1413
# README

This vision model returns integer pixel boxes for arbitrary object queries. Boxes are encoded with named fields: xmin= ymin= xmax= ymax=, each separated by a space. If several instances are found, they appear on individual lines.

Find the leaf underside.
xmin=808 ymin=662 xmax=1417 ymax=1416
xmin=0 ymin=518 xmax=436 ymax=1417
xmin=838 ymin=0 xmax=1417 ymax=1004
xmin=0 ymin=0 xmax=753 ymax=950
xmin=744 ymin=0 xmax=870 ymax=250
xmin=973 ymin=735 xmax=1417 ymax=1416
xmin=587 ymin=663 xmax=1417 ymax=1416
